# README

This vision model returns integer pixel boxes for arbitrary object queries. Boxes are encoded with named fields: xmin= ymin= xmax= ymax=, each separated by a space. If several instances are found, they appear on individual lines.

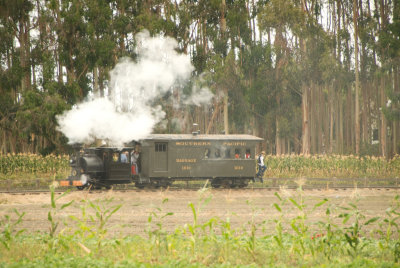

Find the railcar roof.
xmin=143 ymin=134 xmax=263 ymax=141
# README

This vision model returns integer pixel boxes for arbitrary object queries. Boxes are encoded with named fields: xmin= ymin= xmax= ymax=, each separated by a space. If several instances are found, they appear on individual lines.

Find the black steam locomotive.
xmin=59 ymin=134 xmax=263 ymax=189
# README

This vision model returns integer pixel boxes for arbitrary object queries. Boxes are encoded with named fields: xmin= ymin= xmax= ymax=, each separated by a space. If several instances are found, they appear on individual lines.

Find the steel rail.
xmin=0 ymin=184 xmax=399 ymax=195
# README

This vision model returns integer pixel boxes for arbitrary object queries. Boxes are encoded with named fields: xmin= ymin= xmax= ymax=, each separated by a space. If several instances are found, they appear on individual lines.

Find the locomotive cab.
xmin=59 ymin=145 xmax=140 ymax=190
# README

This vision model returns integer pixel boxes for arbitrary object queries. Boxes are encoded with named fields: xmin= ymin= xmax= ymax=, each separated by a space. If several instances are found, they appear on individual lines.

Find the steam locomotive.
xmin=59 ymin=134 xmax=263 ymax=189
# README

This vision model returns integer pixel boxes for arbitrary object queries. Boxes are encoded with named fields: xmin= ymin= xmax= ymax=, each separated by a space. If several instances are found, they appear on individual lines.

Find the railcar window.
xmin=155 ymin=143 xmax=167 ymax=152
xmin=245 ymin=149 xmax=251 ymax=159
xmin=234 ymin=148 xmax=240 ymax=159
xmin=204 ymin=148 xmax=210 ymax=159
xmin=215 ymin=149 xmax=221 ymax=158
xmin=224 ymin=149 xmax=231 ymax=159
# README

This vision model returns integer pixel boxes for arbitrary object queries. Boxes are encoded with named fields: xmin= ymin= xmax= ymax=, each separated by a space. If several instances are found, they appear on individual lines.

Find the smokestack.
xmin=192 ymin=123 xmax=199 ymax=136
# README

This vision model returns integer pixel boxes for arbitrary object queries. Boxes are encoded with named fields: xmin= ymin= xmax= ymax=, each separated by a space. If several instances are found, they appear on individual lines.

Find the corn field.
xmin=0 ymin=154 xmax=70 ymax=180
xmin=264 ymin=154 xmax=400 ymax=179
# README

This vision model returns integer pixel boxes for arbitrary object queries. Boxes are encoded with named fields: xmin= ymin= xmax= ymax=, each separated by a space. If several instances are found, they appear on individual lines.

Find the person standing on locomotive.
xmin=256 ymin=151 xmax=266 ymax=182
xmin=131 ymin=150 xmax=140 ymax=174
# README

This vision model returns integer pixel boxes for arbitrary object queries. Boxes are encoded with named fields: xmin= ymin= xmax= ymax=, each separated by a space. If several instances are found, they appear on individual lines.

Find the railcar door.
xmin=154 ymin=142 xmax=168 ymax=172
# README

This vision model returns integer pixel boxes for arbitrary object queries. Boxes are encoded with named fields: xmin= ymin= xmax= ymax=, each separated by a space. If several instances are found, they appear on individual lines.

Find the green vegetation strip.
xmin=0 ymin=154 xmax=399 ymax=189
xmin=1 ymin=188 xmax=400 ymax=267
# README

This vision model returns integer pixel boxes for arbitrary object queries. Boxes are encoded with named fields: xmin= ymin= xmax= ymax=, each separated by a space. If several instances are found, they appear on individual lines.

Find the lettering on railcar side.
xmin=176 ymin=158 xmax=197 ymax=163
xmin=234 ymin=166 xmax=244 ymax=170
xmin=223 ymin=142 xmax=247 ymax=146
xmin=175 ymin=142 xmax=211 ymax=146
xmin=181 ymin=166 xmax=192 ymax=170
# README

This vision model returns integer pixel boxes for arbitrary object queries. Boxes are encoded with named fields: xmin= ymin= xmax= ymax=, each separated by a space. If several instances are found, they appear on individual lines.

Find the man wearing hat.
xmin=256 ymin=151 xmax=266 ymax=182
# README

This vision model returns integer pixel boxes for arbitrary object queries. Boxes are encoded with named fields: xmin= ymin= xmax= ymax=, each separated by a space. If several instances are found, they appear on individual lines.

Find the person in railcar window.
xmin=204 ymin=148 xmax=210 ymax=159
xmin=245 ymin=149 xmax=251 ymax=159
xmin=235 ymin=149 xmax=240 ymax=159
xmin=215 ymin=149 xmax=221 ymax=158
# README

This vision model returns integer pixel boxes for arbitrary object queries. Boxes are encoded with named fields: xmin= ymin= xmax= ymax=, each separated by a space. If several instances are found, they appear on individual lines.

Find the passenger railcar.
xmin=59 ymin=134 xmax=263 ymax=189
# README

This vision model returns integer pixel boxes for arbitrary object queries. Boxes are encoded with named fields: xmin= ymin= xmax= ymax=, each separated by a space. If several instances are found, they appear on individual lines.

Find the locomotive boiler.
xmin=59 ymin=134 xmax=263 ymax=189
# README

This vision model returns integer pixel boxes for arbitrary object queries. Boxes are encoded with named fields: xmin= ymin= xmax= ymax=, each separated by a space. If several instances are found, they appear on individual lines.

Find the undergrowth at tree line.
xmin=0 ymin=186 xmax=400 ymax=267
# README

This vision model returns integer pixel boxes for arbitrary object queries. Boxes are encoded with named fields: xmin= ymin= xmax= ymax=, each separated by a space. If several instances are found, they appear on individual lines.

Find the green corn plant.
xmin=242 ymin=200 xmax=266 ymax=263
xmin=45 ymin=186 xmax=73 ymax=253
xmin=315 ymin=203 xmax=341 ymax=260
xmin=146 ymin=198 xmax=173 ymax=257
xmin=287 ymin=186 xmax=312 ymax=257
xmin=338 ymin=201 xmax=380 ymax=257
xmin=272 ymin=192 xmax=286 ymax=250
xmin=376 ymin=195 xmax=400 ymax=262
xmin=0 ymin=209 xmax=25 ymax=250
xmin=67 ymin=197 xmax=122 ymax=253
xmin=48 ymin=186 xmax=73 ymax=238
xmin=87 ymin=198 xmax=122 ymax=250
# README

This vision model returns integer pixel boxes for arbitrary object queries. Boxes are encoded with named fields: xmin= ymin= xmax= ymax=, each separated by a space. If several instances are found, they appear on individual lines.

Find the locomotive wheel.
xmin=135 ymin=182 xmax=145 ymax=189
xmin=154 ymin=180 xmax=171 ymax=188
xmin=76 ymin=186 xmax=85 ymax=190
xmin=94 ymin=184 xmax=102 ymax=190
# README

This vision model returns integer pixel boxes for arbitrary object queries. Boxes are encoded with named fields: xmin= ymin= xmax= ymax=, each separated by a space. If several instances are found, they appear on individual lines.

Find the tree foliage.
xmin=0 ymin=0 xmax=398 ymax=157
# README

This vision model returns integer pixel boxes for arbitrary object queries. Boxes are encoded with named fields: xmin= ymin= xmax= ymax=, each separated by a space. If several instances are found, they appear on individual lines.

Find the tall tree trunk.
xmin=221 ymin=0 xmax=229 ymax=135
xmin=302 ymin=85 xmax=310 ymax=154
xmin=310 ymin=83 xmax=317 ymax=153
xmin=380 ymin=77 xmax=387 ymax=157
xmin=276 ymin=117 xmax=282 ymax=155
xmin=339 ymin=91 xmax=344 ymax=153
xmin=394 ymin=66 xmax=399 ymax=154
xmin=19 ymin=19 xmax=31 ymax=92
xmin=353 ymin=0 xmax=360 ymax=154
xmin=379 ymin=0 xmax=387 ymax=157
xmin=300 ymin=0 xmax=311 ymax=155
xmin=223 ymin=93 xmax=229 ymax=134
xmin=93 ymin=67 xmax=99 ymax=95
xmin=329 ymin=85 xmax=335 ymax=153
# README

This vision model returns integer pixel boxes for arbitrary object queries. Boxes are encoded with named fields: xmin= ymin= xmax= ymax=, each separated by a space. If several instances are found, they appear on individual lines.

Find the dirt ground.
xmin=0 ymin=187 xmax=399 ymax=236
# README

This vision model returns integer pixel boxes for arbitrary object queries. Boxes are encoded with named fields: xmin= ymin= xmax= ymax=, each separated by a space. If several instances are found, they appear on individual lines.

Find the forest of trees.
xmin=0 ymin=0 xmax=399 ymax=157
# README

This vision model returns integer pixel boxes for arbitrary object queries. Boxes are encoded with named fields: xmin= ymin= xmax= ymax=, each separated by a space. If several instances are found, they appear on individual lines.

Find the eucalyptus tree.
xmin=379 ymin=0 xmax=400 ymax=155
xmin=258 ymin=0 xmax=306 ymax=154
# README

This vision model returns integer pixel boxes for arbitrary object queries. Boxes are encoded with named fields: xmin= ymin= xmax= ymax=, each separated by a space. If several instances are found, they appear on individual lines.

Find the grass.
xmin=0 ymin=186 xmax=400 ymax=267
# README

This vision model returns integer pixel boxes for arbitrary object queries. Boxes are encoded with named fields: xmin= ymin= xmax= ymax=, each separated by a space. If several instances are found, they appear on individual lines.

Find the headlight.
xmin=72 ymin=169 xmax=77 ymax=176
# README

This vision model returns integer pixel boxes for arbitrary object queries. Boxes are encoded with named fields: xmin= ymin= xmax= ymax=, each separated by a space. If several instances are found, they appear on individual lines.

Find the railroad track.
xmin=0 ymin=177 xmax=399 ymax=194
xmin=0 ymin=184 xmax=399 ymax=195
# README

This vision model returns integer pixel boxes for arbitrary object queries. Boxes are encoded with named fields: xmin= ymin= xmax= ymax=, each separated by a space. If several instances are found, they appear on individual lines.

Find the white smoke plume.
xmin=183 ymin=84 xmax=214 ymax=106
xmin=57 ymin=30 xmax=213 ymax=146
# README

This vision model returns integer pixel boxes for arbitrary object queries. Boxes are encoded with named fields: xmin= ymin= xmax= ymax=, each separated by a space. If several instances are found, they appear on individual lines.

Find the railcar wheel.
xmin=238 ymin=180 xmax=249 ymax=188
xmin=221 ymin=179 xmax=232 ymax=188
xmin=211 ymin=179 xmax=221 ymax=188
xmin=76 ymin=186 xmax=85 ymax=190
